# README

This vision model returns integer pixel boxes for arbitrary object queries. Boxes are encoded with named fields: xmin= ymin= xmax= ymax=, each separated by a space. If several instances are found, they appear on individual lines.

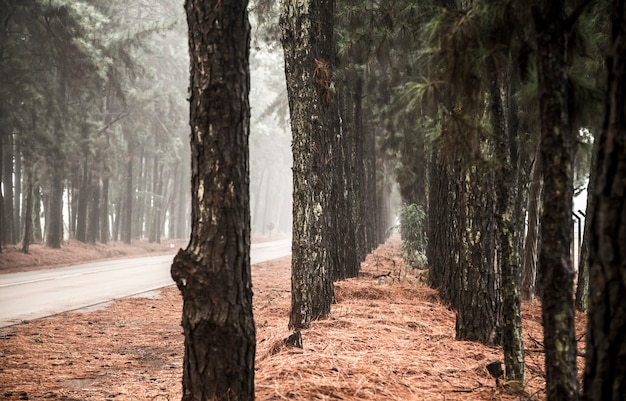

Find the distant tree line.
xmin=0 ymin=0 xmax=191 ymax=251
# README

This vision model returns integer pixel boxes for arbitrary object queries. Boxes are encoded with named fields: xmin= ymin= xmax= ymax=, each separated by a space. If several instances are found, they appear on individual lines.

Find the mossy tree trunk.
xmin=487 ymin=53 xmax=525 ymax=384
xmin=170 ymin=1 xmax=255 ymax=400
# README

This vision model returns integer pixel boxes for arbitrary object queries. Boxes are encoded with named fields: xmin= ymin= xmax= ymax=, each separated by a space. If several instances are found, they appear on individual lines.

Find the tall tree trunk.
xmin=68 ymin=181 xmax=76 ymax=238
xmin=455 ymin=162 xmax=500 ymax=346
xmin=251 ymin=167 xmax=266 ymax=234
xmin=0 ymin=132 xmax=4 ymax=250
xmin=2 ymin=132 xmax=15 ymax=244
xmin=352 ymin=75 xmax=366 ymax=263
xmin=100 ymin=175 xmax=109 ymax=244
xmin=170 ymin=0 xmax=255 ymax=399
xmin=176 ymin=164 xmax=189 ymax=239
xmin=75 ymin=165 xmax=89 ymax=242
xmin=167 ymin=163 xmax=180 ymax=240
xmin=281 ymin=0 xmax=338 ymax=330
xmin=534 ymin=1 xmax=579 ymax=399
xmin=32 ymin=184 xmax=42 ymax=243
xmin=136 ymin=151 xmax=148 ymax=240
xmin=13 ymin=144 xmax=21 ymax=242
xmin=583 ymin=1 xmax=626 ymax=398
xmin=575 ymin=139 xmax=597 ymax=312
xmin=331 ymin=86 xmax=347 ymax=281
xmin=363 ymin=117 xmax=378 ymax=251
xmin=522 ymin=143 xmax=543 ymax=301
xmin=113 ymin=189 xmax=123 ymax=242
xmin=427 ymin=141 xmax=461 ymax=309
xmin=342 ymin=77 xmax=358 ymax=268
xmin=99 ymin=132 xmax=110 ymax=245
xmin=338 ymin=75 xmax=359 ymax=277
xmin=21 ymin=164 xmax=33 ymax=253
xmin=98 ymin=85 xmax=116 ymax=245
xmin=150 ymin=162 xmax=165 ymax=244
xmin=86 ymin=176 xmax=100 ymax=244
xmin=121 ymin=141 xmax=133 ymax=245
xmin=148 ymin=156 xmax=158 ymax=243
xmin=488 ymin=54 xmax=525 ymax=385
xmin=46 ymin=168 xmax=64 ymax=249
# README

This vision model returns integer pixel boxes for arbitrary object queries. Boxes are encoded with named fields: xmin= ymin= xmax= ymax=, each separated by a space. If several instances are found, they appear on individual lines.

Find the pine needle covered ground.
xmin=0 ymin=238 xmax=586 ymax=400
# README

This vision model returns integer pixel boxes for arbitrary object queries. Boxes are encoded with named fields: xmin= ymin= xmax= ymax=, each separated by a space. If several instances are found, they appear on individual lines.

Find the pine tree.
xmin=170 ymin=0 xmax=256 ymax=399
xmin=280 ymin=0 xmax=338 ymax=330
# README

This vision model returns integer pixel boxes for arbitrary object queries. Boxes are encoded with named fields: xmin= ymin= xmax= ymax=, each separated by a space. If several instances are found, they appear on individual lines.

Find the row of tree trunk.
xmin=0 ymin=130 xmax=190 ymax=251
xmin=424 ymin=0 xmax=626 ymax=399
xmin=171 ymin=0 xmax=393 ymax=398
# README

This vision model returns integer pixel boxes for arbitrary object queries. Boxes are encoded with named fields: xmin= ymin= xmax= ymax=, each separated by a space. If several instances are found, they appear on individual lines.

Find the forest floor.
xmin=0 ymin=237 xmax=587 ymax=401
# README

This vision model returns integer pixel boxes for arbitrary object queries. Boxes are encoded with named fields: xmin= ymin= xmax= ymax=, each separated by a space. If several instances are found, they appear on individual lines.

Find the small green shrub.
xmin=397 ymin=203 xmax=428 ymax=269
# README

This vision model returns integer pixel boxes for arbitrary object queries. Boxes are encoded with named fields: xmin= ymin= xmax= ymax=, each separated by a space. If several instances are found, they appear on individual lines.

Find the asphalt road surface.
xmin=0 ymin=238 xmax=291 ymax=328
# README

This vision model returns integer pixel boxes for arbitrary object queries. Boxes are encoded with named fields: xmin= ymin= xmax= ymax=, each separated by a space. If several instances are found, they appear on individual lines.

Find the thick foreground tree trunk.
xmin=583 ymin=1 xmax=626 ymax=399
xmin=280 ymin=0 xmax=337 ymax=330
xmin=170 ymin=1 xmax=255 ymax=400
xmin=534 ymin=1 xmax=579 ymax=399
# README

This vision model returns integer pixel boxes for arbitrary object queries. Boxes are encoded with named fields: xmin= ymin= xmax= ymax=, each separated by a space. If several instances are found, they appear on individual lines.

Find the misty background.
xmin=0 ymin=1 xmax=293 ymax=247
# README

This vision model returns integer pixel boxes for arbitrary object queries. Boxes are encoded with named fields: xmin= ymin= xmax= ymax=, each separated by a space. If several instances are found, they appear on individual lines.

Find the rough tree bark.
xmin=454 ymin=162 xmax=500 ymax=346
xmin=333 ymin=64 xmax=361 ymax=279
xmin=280 ymin=0 xmax=338 ymax=330
xmin=534 ymin=0 xmax=579 ymax=399
xmin=170 ymin=1 xmax=255 ymax=400
xmin=363 ymin=115 xmax=378 ymax=252
xmin=583 ymin=0 xmax=626 ymax=398
xmin=488 ymin=54 xmax=525 ymax=385
xmin=522 ymin=143 xmax=543 ymax=301
xmin=351 ymin=75 xmax=367 ymax=263
xmin=427 ymin=142 xmax=461 ymax=309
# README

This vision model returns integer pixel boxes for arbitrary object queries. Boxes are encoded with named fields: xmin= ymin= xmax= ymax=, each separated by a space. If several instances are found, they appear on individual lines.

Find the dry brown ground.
xmin=0 ymin=238 xmax=587 ymax=401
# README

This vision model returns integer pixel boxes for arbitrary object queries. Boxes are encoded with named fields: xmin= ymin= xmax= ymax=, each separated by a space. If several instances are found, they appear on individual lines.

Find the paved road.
xmin=0 ymin=239 xmax=291 ymax=328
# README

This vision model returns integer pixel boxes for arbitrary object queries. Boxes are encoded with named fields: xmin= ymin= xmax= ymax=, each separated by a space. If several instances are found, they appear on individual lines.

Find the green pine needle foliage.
xmin=397 ymin=203 xmax=427 ymax=270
